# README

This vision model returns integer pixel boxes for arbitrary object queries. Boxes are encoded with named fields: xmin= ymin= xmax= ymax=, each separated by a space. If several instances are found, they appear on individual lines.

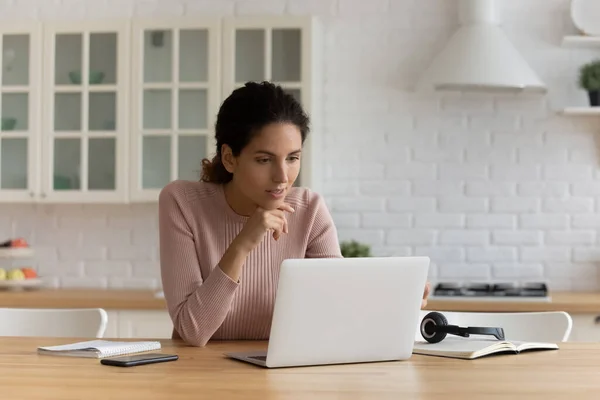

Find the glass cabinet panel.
xmin=2 ymin=34 xmax=29 ymax=86
xmin=142 ymin=136 xmax=171 ymax=189
xmin=89 ymin=92 xmax=116 ymax=131
xmin=89 ymin=33 xmax=116 ymax=85
xmin=178 ymin=89 xmax=207 ymax=129
xmin=55 ymin=34 xmax=82 ymax=86
xmin=178 ymin=135 xmax=206 ymax=181
xmin=1 ymin=93 xmax=27 ymax=131
xmin=88 ymin=138 xmax=116 ymax=190
xmin=284 ymin=88 xmax=301 ymax=104
xmin=54 ymin=93 xmax=82 ymax=131
xmin=179 ymin=29 xmax=208 ymax=82
xmin=143 ymin=89 xmax=171 ymax=129
xmin=235 ymin=29 xmax=264 ymax=82
xmin=272 ymin=29 xmax=301 ymax=82
xmin=144 ymin=30 xmax=172 ymax=83
xmin=1 ymin=138 xmax=27 ymax=189
xmin=53 ymin=138 xmax=81 ymax=190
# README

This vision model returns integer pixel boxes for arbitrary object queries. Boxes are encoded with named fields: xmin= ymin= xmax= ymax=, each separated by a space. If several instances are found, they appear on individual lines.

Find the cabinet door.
xmin=42 ymin=22 xmax=129 ymax=203
xmin=0 ymin=24 xmax=41 ymax=202
xmin=569 ymin=313 xmax=600 ymax=342
xmin=130 ymin=19 xmax=220 ymax=202
xmin=117 ymin=310 xmax=173 ymax=339
xmin=222 ymin=17 xmax=318 ymax=189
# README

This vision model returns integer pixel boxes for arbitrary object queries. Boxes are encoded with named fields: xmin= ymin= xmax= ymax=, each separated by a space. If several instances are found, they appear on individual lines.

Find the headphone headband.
xmin=420 ymin=312 xmax=505 ymax=343
xmin=437 ymin=325 xmax=505 ymax=340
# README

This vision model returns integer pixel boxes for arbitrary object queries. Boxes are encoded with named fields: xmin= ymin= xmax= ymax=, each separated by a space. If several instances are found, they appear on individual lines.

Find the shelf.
xmin=0 ymin=248 xmax=34 ymax=259
xmin=560 ymin=107 xmax=600 ymax=116
xmin=562 ymin=36 xmax=600 ymax=48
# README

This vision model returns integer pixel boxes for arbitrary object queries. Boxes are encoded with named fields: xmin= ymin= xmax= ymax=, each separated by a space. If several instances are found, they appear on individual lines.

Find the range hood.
xmin=417 ymin=0 xmax=547 ymax=93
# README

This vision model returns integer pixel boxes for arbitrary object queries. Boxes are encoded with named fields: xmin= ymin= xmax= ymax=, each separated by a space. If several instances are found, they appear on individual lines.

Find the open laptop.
xmin=225 ymin=256 xmax=430 ymax=368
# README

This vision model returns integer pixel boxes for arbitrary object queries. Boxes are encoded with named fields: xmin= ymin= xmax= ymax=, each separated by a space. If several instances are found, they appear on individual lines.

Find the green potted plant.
xmin=578 ymin=59 xmax=600 ymax=106
xmin=340 ymin=240 xmax=371 ymax=258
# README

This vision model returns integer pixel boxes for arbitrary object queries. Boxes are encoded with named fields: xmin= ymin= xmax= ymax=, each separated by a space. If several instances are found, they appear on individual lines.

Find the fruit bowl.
xmin=0 ymin=267 xmax=42 ymax=291
xmin=0 ymin=238 xmax=34 ymax=259
xmin=0 ymin=278 xmax=43 ymax=291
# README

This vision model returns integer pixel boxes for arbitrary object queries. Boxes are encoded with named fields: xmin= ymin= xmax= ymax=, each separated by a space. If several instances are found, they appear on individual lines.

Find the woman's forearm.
xmin=218 ymin=237 xmax=253 ymax=282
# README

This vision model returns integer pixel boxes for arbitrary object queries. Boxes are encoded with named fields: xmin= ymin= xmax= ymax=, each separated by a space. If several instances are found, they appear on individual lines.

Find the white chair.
xmin=416 ymin=310 xmax=572 ymax=343
xmin=0 ymin=308 xmax=108 ymax=338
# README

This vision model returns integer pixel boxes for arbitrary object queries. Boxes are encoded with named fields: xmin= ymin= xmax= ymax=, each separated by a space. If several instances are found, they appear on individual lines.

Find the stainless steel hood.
xmin=416 ymin=0 xmax=547 ymax=93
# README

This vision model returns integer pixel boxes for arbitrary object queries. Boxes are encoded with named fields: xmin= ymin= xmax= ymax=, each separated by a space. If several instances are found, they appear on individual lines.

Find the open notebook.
xmin=37 ymin=340 xmax=161 ymax=359
xmin=413 ymin=337 xmax=558 ymax=360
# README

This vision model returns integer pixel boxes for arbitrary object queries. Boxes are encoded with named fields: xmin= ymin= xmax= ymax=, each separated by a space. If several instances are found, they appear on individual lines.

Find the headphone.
xmin=420 ymin=312 xmax=505 ymax=343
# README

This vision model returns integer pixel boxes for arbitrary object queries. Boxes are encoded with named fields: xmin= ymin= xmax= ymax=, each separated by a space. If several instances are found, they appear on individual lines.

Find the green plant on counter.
xmin=340 ymin=240 xmax=371 ymax=258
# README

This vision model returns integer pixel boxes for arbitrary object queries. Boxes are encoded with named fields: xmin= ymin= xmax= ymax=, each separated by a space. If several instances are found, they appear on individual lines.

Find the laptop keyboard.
xmin=249 ymin=355 xmax=267 ymax=361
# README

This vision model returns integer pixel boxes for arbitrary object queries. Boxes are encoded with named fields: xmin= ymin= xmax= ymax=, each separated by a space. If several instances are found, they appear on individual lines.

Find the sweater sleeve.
xmin=158 ymin=182 xmax=239 ymax=347
xmin=305 ymin=192 xmax=343 ymax=258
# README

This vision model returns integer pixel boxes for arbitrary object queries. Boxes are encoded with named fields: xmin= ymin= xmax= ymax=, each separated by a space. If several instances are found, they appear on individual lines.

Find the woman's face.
xmin=223 ymin=122 xmax=303 ymax=211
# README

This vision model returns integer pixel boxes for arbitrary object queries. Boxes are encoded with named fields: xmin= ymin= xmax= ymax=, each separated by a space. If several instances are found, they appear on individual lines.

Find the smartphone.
xmin=100 ymin=353 xmax=178 ymax=367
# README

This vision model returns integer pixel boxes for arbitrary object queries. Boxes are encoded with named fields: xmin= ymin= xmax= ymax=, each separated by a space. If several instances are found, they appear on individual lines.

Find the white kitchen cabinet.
xmin=41 ymin=21 xmax=130 ymax=203
xmin=129 ymin=18 xmax=221 ymax=202
xmin=567 ymin=313 xmax=600 ymax=342
xmin=103 ymin=310 xmax=173 ymax=339
xmin=0 ymin=16 xmax=320 ymax=204
xmin=221 ymin=16 xmax=323 ymax=191
xmin=0 ymin=23 xmax=42 ymax=203
xmin=116 ymin=310 xmax=173 ymax=339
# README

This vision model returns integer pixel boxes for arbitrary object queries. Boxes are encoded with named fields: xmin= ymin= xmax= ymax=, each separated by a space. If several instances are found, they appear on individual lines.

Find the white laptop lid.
xmin=264 ymin=256 xmax=430 ymax=368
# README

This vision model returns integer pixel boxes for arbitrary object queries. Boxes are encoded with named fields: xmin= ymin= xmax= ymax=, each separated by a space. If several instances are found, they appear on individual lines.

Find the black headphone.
xmin=420 ymin=312 xmax=505 ymax=343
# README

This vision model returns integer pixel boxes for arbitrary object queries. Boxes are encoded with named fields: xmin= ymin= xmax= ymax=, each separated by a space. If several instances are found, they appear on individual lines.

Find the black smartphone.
xmin=100 ymin=353 xmax=178 ymax=367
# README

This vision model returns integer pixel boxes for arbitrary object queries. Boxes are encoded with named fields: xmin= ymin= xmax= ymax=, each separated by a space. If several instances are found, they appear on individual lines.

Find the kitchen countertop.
xmin=426 ymin=292 xmax=600 ymax=314
xmin=0 ymin=289 xmax=167 ymax=310
xmin=1 ymin=289 xmax=600 ymax=314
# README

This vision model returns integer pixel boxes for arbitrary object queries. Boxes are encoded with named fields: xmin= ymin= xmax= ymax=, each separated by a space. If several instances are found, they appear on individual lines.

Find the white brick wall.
xmin=0 ymin=0 xmax=598 ymax=291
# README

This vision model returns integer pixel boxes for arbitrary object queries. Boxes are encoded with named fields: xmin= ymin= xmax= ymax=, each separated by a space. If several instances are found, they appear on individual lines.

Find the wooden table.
xmin=1 ymin=337 xmax=599 ymax=399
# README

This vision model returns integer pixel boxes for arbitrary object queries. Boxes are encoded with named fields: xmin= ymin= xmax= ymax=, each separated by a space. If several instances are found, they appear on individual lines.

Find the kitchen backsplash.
xmin=0 ymin=203 xmax=160 ymax=289
xmin=1 ymin=0 xmax=599 ymax=291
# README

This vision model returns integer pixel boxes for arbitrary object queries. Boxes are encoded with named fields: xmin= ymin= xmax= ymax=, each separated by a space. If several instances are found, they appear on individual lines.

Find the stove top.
xmin=430 ymin=282 xmax=550 ymax=302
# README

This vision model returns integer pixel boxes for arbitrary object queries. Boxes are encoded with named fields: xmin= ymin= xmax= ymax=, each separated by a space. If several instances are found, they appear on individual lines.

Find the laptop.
xmin=225 ymin=256 xmax=430 ymax=368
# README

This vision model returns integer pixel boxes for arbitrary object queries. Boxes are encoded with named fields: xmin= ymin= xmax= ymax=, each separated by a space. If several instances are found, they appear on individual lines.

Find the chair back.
xmin=0 ymin=308 xmax=108 ymax=338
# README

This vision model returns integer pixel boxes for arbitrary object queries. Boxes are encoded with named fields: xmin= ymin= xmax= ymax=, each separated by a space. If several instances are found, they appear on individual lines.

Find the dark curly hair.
xmin=201 ymin=81 xmax=310 ymax=183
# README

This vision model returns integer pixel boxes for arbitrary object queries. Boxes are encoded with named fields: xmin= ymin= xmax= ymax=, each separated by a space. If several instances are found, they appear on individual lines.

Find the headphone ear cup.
xmin=420 ymin=312 xmax=448 ymax=343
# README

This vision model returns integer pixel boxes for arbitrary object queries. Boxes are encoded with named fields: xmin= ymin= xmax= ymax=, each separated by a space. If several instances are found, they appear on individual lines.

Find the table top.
xmin=2 ymin=337 xmax=599 ymax=399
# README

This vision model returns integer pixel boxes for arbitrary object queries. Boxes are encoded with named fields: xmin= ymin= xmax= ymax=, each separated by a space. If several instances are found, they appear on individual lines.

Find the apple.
xmin=11 ymin=238 xmax=28 ymax=248
xmin=21 ymin=267 xmax=37 ymax=279
xmin=0 ymin=268 xmax=6 ymax=280
xmin=7 ymin=268 xmax=25 ymax=280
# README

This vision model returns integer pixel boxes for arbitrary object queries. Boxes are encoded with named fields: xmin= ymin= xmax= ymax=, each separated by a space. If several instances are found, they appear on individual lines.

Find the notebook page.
xmin=38 ymin=340 xmax=161 ymax=356
xmin=413 ymin=337 xmax=508 ymax=354
xmin=38 ymin=340 xmax=112 ymax=352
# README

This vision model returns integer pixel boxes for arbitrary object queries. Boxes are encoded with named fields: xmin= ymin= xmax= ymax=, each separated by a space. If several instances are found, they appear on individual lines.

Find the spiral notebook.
xmin=37 ymin=340 xmax=161 ymax=359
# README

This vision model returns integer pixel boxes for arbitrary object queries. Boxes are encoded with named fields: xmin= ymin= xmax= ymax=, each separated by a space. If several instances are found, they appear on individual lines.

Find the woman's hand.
xmin=236 ymin=203 xmax=295 ymax=252
xmin=421 ymin=281 xmax=431 ymax=309
xmin=219 ymin=203 xmax=295 ymax=282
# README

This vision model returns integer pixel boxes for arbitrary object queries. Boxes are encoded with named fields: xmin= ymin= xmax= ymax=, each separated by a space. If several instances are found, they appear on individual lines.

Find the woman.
xmin=159 ymin=81 xmax=430 ymax=347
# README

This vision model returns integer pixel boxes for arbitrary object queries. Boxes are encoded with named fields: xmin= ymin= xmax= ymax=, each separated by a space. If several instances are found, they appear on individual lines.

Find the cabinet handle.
xmin=41 ymin=193 xmax=46 ymax=198
xmin=594 ymin=316 xmax=600 ymax=325
xmin=29 ymin=192 xmax=34 ymax=197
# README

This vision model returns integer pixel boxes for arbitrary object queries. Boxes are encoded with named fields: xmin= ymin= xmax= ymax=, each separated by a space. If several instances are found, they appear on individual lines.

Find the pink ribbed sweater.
xmin=158 ymin=180 xmax=342 ymax=346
